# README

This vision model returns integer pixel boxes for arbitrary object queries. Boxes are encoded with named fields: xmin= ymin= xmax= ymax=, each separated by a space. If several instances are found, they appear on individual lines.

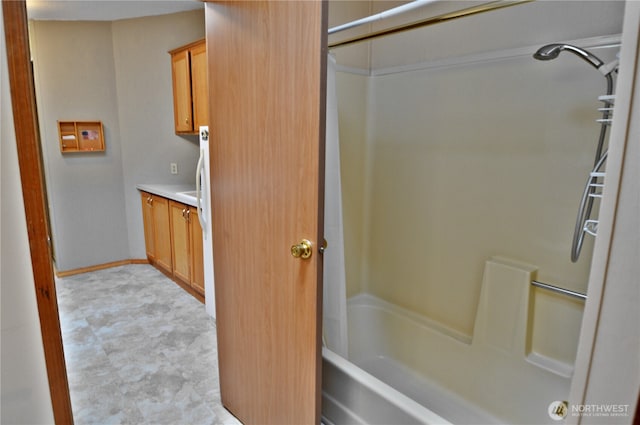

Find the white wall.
xmin=112 ymin=11 xmax=205 ymax=260
xmin=366 ymin=1 xmax=625 ymax=70
xmin=30 ymin=20 xmax=130 ymax=272
xmin=30 ymin=9 xmax=205 ymax=271
xmin=0 ymin=9 xmax=55 ymax=423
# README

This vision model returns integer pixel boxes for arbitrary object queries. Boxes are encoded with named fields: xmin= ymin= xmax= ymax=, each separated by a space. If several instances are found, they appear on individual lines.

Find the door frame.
xmin=4 ymin=0 xmax=639 ymax=423
xmin=3 ymin=1 xmax=73 ymax=423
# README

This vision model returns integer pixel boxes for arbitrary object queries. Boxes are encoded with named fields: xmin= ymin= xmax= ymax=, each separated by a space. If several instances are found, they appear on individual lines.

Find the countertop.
xmin=136 ymin=183 xmax=199 ymax=207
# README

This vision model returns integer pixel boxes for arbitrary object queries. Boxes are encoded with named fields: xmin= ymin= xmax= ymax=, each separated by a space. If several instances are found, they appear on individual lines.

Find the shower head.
xmin=533 ymin=43 xmax=605 ymax=71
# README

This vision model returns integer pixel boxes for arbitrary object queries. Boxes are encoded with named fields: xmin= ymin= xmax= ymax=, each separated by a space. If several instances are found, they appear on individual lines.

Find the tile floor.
xmin=56 ymin=264 xmax=242 ymax=425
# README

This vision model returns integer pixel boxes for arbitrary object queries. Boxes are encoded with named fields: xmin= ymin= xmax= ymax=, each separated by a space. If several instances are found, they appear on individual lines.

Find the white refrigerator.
xmin=196 ymin=125 xmax=215 ymax=319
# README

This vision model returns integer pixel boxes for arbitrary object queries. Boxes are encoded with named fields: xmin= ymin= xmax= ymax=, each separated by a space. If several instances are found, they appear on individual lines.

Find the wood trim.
xmin=55 ymin=259 xmax=149 ymax=278
xmin=54 ymin=258 xmax=204 ymax=304
xmin=2 ymin=1 xmax=73 ymax=423
xmin=151 ymin=260 xmax=205 ymax=304
xmin=315 ymin=2 xmax=329 ymax=421
xmin=168 ymin=38 xmax=205 ymax=55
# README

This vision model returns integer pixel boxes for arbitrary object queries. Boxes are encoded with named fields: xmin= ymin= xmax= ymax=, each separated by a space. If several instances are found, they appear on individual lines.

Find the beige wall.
xmin=1 ymin=10 xmax=55 ymax=424
xmin=334 ymin=1 xmax=624 ymax=337
xmin=365 ymin=56 xmax=609 ymax=336
xmin=31 ymin=20 xmax=130 ymax=272
xmin=30 ymin=10 xmax=205 ymax=271
xmin=328 ymin=0 xmax=371 ymax=70
xmin=368 ymin=1 xmax=625 ymax=70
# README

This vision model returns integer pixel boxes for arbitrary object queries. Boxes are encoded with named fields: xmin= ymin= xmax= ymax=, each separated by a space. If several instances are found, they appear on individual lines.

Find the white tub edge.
xmin=322 ymin=347 xmax=452 ymax=425
xmin=349 ymin=293 xmax=472 ymax=344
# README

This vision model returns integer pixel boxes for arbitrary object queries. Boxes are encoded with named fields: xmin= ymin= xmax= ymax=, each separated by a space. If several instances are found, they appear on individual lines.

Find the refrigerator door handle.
xmin=196 ymin=148 xmax=207 ymax=236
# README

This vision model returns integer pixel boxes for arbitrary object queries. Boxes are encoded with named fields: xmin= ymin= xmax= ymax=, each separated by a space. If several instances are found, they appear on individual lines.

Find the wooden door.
xmin=152 ymin=195 xmax=173 ymax=274
xmin=190 ymin=41 xmax=209 ymax=129
xmin=189 ymin=207 xmax=205 ymax=296
xmin=170 ymin=201 xmax=191 ymax=283
xmin=171 ymin=49 xmax=193 ymax=133
xmin=205 ymin=1 xmax=327 ymax=424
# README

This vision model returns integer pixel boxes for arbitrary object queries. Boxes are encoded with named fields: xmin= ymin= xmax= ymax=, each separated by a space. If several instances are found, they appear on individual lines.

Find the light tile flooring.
xmin=56 ymin=264 xmax=242 ymax=424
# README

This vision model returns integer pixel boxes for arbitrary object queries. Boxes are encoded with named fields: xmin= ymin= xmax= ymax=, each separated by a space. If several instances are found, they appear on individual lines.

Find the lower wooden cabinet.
xmin=190 ymin=208 xmax=204 ymax=295
xmin=140 ymin=192 xmax=172 ymax=275
xmin=141 ymin=191 xmax=204 ymax=301
xmin=170 ymin=200 xmax=191 ymax=283
xmin=169 ymin=201 xmax=205 ymax=296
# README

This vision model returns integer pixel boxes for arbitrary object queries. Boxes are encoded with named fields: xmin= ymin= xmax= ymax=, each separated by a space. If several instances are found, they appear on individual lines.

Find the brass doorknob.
xmin=291 ymin=239 xmax=312 ymax=259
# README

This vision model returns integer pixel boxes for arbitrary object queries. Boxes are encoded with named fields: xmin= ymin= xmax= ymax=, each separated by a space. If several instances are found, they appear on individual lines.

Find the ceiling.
xmin=26 ymin=0 xmax=204 ymax=21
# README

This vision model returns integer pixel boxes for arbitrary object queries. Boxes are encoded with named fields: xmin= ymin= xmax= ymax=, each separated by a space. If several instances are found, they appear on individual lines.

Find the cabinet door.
xmin=190 ymin=41 xmax=209 ymax=130
xmin=170 ymin=201 xmax=191 ymax=283
xmin=140 ymin=192 xmax=155 ymax=261
xmin=152 ymin=195 xmax=173 ymax=274
xmin=189 ymin=207 xmax=205 ymax=296
xmin=171 ymin=49 xmax=193 ymax=133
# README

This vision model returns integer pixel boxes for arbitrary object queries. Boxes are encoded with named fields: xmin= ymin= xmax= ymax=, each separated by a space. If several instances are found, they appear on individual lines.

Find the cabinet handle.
xmin=185 ymin=118 xmax=189 ymax=124
xmin=186 ymin=209 xmax=190 ymax=222
xmin=182 ymin=208 xmax=187 ymax=219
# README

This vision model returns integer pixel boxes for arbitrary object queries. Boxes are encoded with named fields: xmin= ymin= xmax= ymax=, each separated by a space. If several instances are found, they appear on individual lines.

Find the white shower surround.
xmin=321 ymin=19 xmax=626 ymax=425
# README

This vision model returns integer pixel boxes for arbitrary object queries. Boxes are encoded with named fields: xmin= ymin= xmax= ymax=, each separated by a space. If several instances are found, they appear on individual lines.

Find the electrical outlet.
xmin=170 ymin=163 xmax=178 ymax=175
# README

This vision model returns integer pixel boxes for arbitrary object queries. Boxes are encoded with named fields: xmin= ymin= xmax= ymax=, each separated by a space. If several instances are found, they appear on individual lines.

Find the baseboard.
xmin=55 ymin=259 xmax=148 ymax=278
xmin=55 ymin=258 xmax=205 ymax=305
xmin=170 ymin=272 xmax=205 ymax=304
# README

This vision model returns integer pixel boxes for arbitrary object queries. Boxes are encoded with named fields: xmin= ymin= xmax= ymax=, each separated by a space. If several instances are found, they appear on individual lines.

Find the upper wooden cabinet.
xmin=169 ymin=39 xmax=209 ymax=134
xmin=190 ymin=42 xmax=209 ymax=133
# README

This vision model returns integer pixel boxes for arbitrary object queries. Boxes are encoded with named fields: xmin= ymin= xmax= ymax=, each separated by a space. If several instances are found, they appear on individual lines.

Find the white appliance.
xmin=196 ymin=125 xmax=215 ymax=319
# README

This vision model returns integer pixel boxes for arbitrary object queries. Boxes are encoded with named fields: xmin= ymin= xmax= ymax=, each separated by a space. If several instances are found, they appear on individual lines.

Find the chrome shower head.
xmin=533 ymin=43 xmax=604 ymax=71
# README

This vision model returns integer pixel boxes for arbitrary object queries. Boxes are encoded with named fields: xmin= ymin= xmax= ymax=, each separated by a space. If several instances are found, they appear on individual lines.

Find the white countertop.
xmin=136 ymin=183 xmax=200 ymax=207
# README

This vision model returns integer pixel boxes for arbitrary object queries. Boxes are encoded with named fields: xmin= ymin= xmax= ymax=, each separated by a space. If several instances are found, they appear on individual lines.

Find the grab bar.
xmin=531 ymin=280 xmax=587 ymax=301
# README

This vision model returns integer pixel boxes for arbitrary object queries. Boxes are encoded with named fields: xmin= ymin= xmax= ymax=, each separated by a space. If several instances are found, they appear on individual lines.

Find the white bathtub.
xmin=322 ymin=287 xmax=575 ymax=424
xmin=322 ymin=348 xmax=449 ymax=425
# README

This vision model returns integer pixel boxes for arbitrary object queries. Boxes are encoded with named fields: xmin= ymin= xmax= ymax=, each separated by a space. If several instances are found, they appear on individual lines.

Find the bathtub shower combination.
xmin=321 ymin=2 xmax=621 ymax=424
